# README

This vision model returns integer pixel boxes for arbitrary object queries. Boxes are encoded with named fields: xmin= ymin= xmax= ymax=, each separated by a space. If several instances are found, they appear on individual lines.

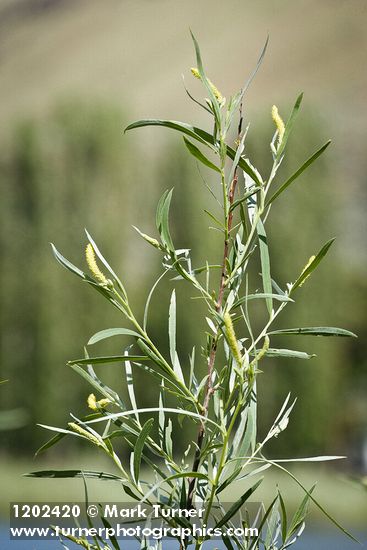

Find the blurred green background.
xmin=0 ymin=0 xmax=366 ymax=534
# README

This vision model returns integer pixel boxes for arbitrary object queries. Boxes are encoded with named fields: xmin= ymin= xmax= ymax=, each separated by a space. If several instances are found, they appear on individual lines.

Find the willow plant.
xmin=28 ymin=34 xmax=357 ymax=550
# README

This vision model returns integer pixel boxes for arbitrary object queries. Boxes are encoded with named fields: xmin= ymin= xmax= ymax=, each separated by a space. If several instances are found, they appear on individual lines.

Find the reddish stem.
xmin=186 ymin=105 xmax=243 ymax=509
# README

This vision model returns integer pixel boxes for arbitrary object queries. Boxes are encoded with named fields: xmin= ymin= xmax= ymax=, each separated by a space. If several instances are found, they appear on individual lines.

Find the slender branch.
xmin=186 ymin=108 xmax=244 ymax=509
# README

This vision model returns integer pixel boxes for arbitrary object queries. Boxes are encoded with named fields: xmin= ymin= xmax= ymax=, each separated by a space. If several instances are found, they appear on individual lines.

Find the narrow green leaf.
xmin=122 ymin=484 xmax=141 ymax=501
xmin=25 ymin=470 xmax=123 ymax=481
xmin=204 ymin=209 xmax=225 ymax=229
xmin=270 ymin=455 xmax=345 ymax=463
xmin=125 ymin=119 xmax=212 ymax=147
xmin=182 ymin=76 xmax=212 ymax=114
xmin=277 ymin=92 xmax=303 ymax=158
xmin=124 ymin=119 xmax=261 ymax=184
xmin=228 ymin=125 xmax=250 ymax=183
xmin=216 ymin=478 xmax=263 ymax=528
xmin=264 ymin=497 xmax=281 ymax=548
xmin=158 ymin=384 xmax=165 ymax=447
xmin=35 ymin=413 xmax=103 ymax=457
xmin=183 ymin=137 xmax=221 ymax=172
xmin=38 ymin=424 xmax=82 ymax=436
xmin=266 ymin=140 xmax=331 ymax=206
xmin=100 ymin=517 xmax=120 ymax=550
xmin=179 ymin=477 xmax=187 ymax=509
xmin=271 ymin=278 xmax=286 ymax=296
xmin=268 ymin=327 xmax=357 ymax=338
xmin=233 ymin=293 xmax=293 ymax=309
xmin=38 ymin=421 xmax=106 ymax=449
xmin=217 ymin=466 xmax=243 ymax=494
xmin=188 ymin=347 xmax=196 ymax=392
xmin=287 ymin=484 xmax=316 ymax=538
xmin=143 ymin=269 xmax=169 ymax=331
xmin=165 ymin=418 xmax=173 ymax=457
xmin=267 ymin=460 xmax=359 ymax=543
xmin=291 ymin=238 xmax=335 ymax=291
xmin=51 ymin=244 xmax=85 ymax=279
xmin=244 ymin=393 xmax=257 ymax=455
xmin=225 ymin=38 xmax=269 ymax=138
xmin=262 ymin=348 xmax=316 ymax=360
xmin=156 ymin=189 xmax=170 ymax=231
xmin=190 ymin=30 xmax=221 ymax=127
xmin=35 ymin=433 xmax=65 ymax=457
xmin=125 ymin=358 xmax=138 ymax=421
xmin=278 ymin=491 xmax=288 ymax=544
xmin=133 ymin=418 xmax=154 ymax=483
xmin=257 ymin=219 xmax=273 ymax=314
xmin=81 ymin=474 xmax=102 ymax=550
xmin=222 ymin=534 xmax=236 ymax=550
xmin=231 ymin=35 xmax=269 ymax=115
xmin=168 ymin=290 xmax=184 ymax=383
xmin=261 ymin=392 xmax=293 ymax=443
xmin=248 ymin=496 xmax=278 ymax=550
xmin=88 ymin=328 xmax=140 ymax=345
xmin=68 ymin=355 xmax=149 ymax=366
xmin=169 ymin=289 xmax=177 ymax=367
xmin=156 ymin=189 xmax=174 ymax=251
xmin=230 ymin=407 xmax=249 ymax=459
xmin=137 ymin=338 xmax=169 ymax=372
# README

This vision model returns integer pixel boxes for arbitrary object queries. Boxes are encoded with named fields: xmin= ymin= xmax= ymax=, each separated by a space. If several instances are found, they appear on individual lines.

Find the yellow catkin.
xmin=223 ymin=312 xmax=243 ymax=367
xmin=68 ymin=422 xmax=102 ymax=447
xmin=85 ymin=243 xmax=108 ymax=285
xmin=191 ymin=67 xmax=224 ymax=103
xmin=299 ymin=255 xmax=316 ymax=287
xmin=88 ymin=393 xmax=112 ymax=410
xmin=87 ymin=393 xmax=98 ymax=411
xmin=191 ymin=67 xmax=201 ymax=79
xmin=271 ymin=105 xmax=285 ymax=145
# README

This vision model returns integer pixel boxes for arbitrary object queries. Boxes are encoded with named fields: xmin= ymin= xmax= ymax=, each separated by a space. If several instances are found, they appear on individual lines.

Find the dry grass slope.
xmin=0 ymin=0 xmax=366 ymax=135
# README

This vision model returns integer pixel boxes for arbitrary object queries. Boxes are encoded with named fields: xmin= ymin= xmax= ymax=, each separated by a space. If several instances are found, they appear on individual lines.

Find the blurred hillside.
xmin=0 ymin=0 xmax=366 ymax=125
xmin=0 ymin=0 xmax=366 ymax=480
xmin=1 ymin=0 xmax=366 ymax=263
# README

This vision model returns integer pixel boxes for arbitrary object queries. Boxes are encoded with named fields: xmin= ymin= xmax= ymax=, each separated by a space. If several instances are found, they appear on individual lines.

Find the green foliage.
xmin=12 ymin=37 xmax=360 ymax=549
